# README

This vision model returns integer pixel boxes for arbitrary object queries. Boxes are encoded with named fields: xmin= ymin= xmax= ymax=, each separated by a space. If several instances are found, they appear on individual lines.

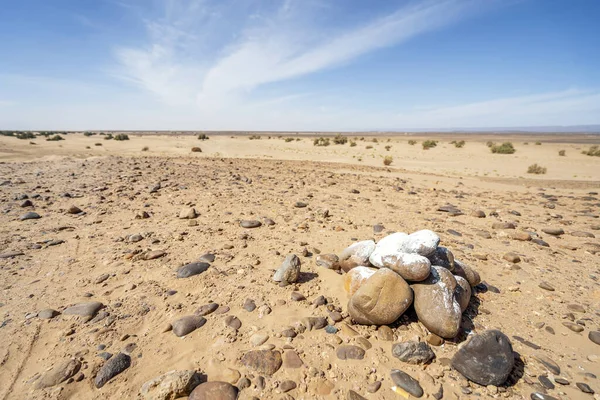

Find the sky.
xmin=0 ymin=0 xmax=599 ymax=131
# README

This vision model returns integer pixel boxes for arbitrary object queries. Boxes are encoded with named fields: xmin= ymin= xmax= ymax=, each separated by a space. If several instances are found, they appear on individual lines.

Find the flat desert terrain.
xmin=1 ymin=132 xmax=599 ymax=400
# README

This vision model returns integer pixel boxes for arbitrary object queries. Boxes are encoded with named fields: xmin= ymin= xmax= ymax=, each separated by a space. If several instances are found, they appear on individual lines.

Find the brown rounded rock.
xmin=348 ymin=269 xmax=413 ymax=325
xmin=189 ymin=381 xmax=238 ymax=400
xmin=241 ymin=350 xmax=282 ymax=375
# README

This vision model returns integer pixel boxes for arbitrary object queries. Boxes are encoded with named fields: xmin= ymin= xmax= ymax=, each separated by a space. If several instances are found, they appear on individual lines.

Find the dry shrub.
xmin=527 ymin=163 xmax=547 ymax=174
xmin=383 ymin=156 xmax=393 ymax=166
xmin=191 ymin=147 xmax=202 ymax=152
xmin=490 ymin=142 xmax=516 ymax=154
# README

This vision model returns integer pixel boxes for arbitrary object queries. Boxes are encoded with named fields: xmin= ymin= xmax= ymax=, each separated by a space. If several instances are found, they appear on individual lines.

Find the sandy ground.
xmin=0 ymin=132 xmax=599 ymax=400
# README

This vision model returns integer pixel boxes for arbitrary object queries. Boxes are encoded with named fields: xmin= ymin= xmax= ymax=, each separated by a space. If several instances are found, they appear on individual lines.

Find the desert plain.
xmin=0 ymin=131 xmax=599 ymax=400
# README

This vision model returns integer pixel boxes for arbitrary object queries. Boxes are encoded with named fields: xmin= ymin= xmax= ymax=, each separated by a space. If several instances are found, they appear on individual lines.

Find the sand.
xmin=0 ymin=132 xmax=599 ymax=399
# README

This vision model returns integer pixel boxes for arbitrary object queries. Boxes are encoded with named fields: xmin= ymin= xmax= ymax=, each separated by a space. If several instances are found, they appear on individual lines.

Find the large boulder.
xmin=369 ymin=232 xmax=408 ymax=267
xmin=453 ymin=260 xmax=481 ymax=287
xmin=451 ymin=330 xmax=514 ymax=386
xmin=379 ymin=252 xmax=431 ymax=282
xmin=399 ymin=230 xmax=440 ymax=257
xmin=412 ymin=266 xmax=462 ymax=339
xmin=348 ymin=269 xmax=413 ymax=325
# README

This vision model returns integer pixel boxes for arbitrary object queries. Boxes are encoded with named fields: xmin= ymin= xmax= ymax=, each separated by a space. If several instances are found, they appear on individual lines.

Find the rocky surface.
xmin=0 ymin=155 xmax=598 ymax=399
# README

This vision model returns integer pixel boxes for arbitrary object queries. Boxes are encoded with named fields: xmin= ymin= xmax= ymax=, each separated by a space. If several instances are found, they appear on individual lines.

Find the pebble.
xmin=534 ymin=354 xmax=561 ymax=375
xmin=347 ymin=390 xmax=366 ymax=400
xmin=139 ymin=370 xmax=202 ymax=400
xmin=290 ymin=292 xmax=305 ymax=301
xmin=242 ymin=298 xmax=256 ymax=311
xmin=577 ymin=382 xmax=595 ymax=394
xmin=279 ymin=380 xmax=296 ymax=393
xmin=392 ymin=341 xmax=435 ymax=364
xmin=63 ymin=302 xmax=103 ymax=321
xmin=35 ymin=359 xmax=81 ymax=389
xmin=562 ymin=321 xmax=584 ymax=332
xmin=366 ymin=381 xmax=382 ymax=393
xmin=538 ymin=375 xmax=555 ymax=389
xmin=225 ymin=315 xmax=241 ymax=330
xmin=20 ymin=211 xmax=41 ymax=221
xmin=240 ymin=220 xmax=261 ymax=228
xmin=542 ymin=227 xmax=564 ymax=236
xmin=177 ymin=262 xmax=210 ymax=278
xmin=315 ymin=254 xmax=340 ymax=270
xmin=38 ymin=309 xmax=59 ymax=319
xmin=172 ymin=315 xmax=207 ymax=337
xmin=283 ymin=350 xmax=303 ymax=368
xmin=336 ymin=345 xmax=365 ymax=360
xmin=95 ymin=353 xmax=131 ymax=388
xmin=503 ymin=252 xmax=521 ymax=263
xmin=196 ymin=303 xmax=219 ymax=316
xmin=390 ymin=369 xmax=424 ymax=398
xmin=273 ymin=254 xmax=301 ymax=284
xmin=531 ymin=393 xmax=559 ymax=400
xmin=589 ymin=331 xmax=600 ymax=345
xmin=241 ymin=350 xmax=282 ymax=375
xmin=539 ymin=281 xmax=555 ymax=291
xmin=378 ymin=326 xmax=394 ymax=341
xmin=188 ymin=381 xmax=238 ymax=400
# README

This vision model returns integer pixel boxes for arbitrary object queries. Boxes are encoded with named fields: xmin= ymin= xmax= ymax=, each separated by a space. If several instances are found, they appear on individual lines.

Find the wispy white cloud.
xmin=114 ymin=0 xmax=498 ymax=110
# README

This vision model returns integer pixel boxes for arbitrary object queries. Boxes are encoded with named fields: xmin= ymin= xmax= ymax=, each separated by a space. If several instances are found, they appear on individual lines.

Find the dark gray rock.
xmin=94 ymin=353 xmax=131 ymax=388
xmin=451 ymin=330 xmax=514 ymax=386
xmin=20 ymin=212 xmax=41 ymax=221
xmin=38 ymin=309 xmax=60 ymax=319
xmin=542 ymin=227 xmax=564 ymax=236
xmin=177 ymin=262 xmax=210 ymax=278
xmin=240 ymin=220 xmax=261 ymax=228
xmin=172 ymin=315 xmax=207 ymax=337
xmin=390 ymin=369 xmax=423 ymax=398
xmin=392 ymin=342 xmax=435 ymax=364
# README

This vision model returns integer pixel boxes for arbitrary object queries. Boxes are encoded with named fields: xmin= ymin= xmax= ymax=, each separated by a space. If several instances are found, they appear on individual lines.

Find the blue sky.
xmin=0 ymin=0 xmax=599 ymax=130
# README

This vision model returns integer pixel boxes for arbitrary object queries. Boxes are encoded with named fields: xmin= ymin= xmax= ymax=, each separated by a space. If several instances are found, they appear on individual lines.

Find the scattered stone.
xmin=336 ymin=345 xmax=365 ymax=360
xmin=196 ymin=303 xmax=219 ymax=316
xmin=294 ymin=201 xmax=308 ymax=208
xmin=68 ymin=205 xmax=82 ymax=214
xmin=426 ymin=333 xmax=444 ymax=346
xmin=38 ymin=309 xmax=59 ymax=319
xmin=373 ymin=224 xmax=385 ymax=233
xmin=451 ymin=330 xmax=514 ymax=386
xmin=348 ymin=268 xmax=413 ymax=325
xmin=279 ymin=380 xmax=296 ymax=393
xmin=392 ymin=341 xmax=435 ymax=364
xmin=273 ymin=254 xmax=301 ymax=284
xmin=0 ymin=251 xmax=24 ymax=259
xmin=144 ymin=250 xmax=166 ymax=260
xmin=503 ymin=252 xmax=521 ymax=263
xmin=563 ymin=321 xmax=584 ymax=332
xmin=241 ymin=350 xmax=282 ymax=375
xmin=572 ymin=231 xmax=595 ymax=238
xmin=589 ymin=331 xmax=600 ymax=345
xmin=532 ymin=238 xmax=550 ymax=247
xmin=492 ymin=222 xmax=516 ymax=229
xmin=243 ymin=298 xmax=256 ymax=311
xmin=283 ymin=351 xmax=303 ymax=368
xmin=140 ymin=370 xmax=202 ymax=400
xmin=378 ymin=326 xmax=394 ymax=341
xmin=471 ymin=210 xmax=486 ymax=218
xmin=510 ymin=231 xmax=531 ymax=241
xmin=366 ymin=381 xmax=382 ymax=393
xmin=538 ymin=375 xmax=555 ymax=390
xmin=534 ymin=354 xmax=561 ymax=375
xmin=35 ymin=359 xmax=81 ymax=389
xmin=390 ymin=369 xmax=424 ymax=398
xmin=225 ymin=315 xmax=242 ymax=330
xmin=347 ymin=390 xmax=366 ymax=400
xmin=199 ymin=253 xmax=216 ymax=263
xmin=63 ymin=302 xmax=103 ymax=321
xmin=20 ymin=211 xmax=41 ymax=221
xmin=179 ymin=207 xmax=198 ymax=219
xmin=539 ymin=282 xmax=555 ymax=291
xmin=240 ymin=220 xmax=261 ymax=228
xmin=577 ymin=382 xmax=595 ymax=394
xmin=542 ymin=227 xmax=564 ymax=236
xmin=171 ymin=315 xmax=207 ymax=337
xmin=250 ymin=333 xmax=269 ymax=347
xmin=567 ymin=304 xmax=586 ymax=313
xmin=95 ymin=353 xmax=131 ymax=388
xmin=188 ymin=381 xmax=238 ymax=400
xmin=177 ymin=262 xmax=210 ymax=278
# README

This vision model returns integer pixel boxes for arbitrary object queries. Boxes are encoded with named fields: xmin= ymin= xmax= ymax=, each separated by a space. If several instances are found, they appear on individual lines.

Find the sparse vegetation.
xmin=198 ymin=133 xmax=209 ymax=140
xmin=284 ymin=137 xmax=294 ymax=142
xmin=350 ymin=141 xmax=357 ymax=147
xmin=46 ymin=135 xmax=64 ymax=141
xmin=85 ymin=146 xmax=90 ymax=149
xmin=385 ymin=145 xmax=392 ymax=151
xmin=408 ymin=140 xmax=417 ymax=146
xmin=313 ymin=137 xmax=330 ymax=146
xmin=451 ymin=140 xmax=465 ymax=148
xmin=383 ymin=156 xmax=393 ymax=166
xmin=366 ymin=145 xmax=373 ymax=149
xmin=582 ymin=146 xmax=600 ymax=157
xmin=535 ymin=141 xmax=542 ymax=145
xmin=16 ymin=132 xmax=36 ymax=140
xmin=559 ymin=149 xmax=566 ymax=156
xmin=104 ymin=134 xmax=114 ymax=140
xmin=486 ymin=141 xmax=494 ymax=148
xmin=142 ymin=146 xmax=149 ymax=151
xmin=333 ymin=134 xmax=348 ymax=145
xmin=372 ymin=138 xmax=378 ymax=143
xmin=114 ymin=134 xmax=129 ymax=141
xmin=490 ymin=142 xmax=516 ymax=154
xmin=249 ymin=135 xmax=261 ymax=140
xmin=191 ymin=147 xmax=202 ymax=152
xmin=527 ymin=163 xmax=547 ymax=174
xmin=94 ymin=143 xmax=102 ymax=146
xmin=83 ymin=131 xmax=95 ymax=137
xmin=422 ymin=140 xmax=438 ymax=150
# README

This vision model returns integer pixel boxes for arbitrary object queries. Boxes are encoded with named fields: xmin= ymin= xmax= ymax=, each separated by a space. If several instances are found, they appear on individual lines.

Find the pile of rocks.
xmin=332 ymin=229 xmax=481 ymax=339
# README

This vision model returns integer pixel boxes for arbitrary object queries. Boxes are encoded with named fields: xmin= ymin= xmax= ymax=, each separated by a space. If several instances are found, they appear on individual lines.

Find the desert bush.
xmin=490 ymin=142 xmax=516 ymax=154
xmin=372 ymin=138 xmax=378 ymax=143
xmin=94 ymin=143 xmax=102 ymax=146
xmin=46 ymin=135 xmax=64 ymax=141
xmin=114 ymin=134 xmax=129 ymax=141
xmin=527 ymin=163 xmax=547 ymax=174
xmin=524 ymin=142 xmax=529 ymax=145
xmin=535 ymin=141 xmax=541 ymax=145
xmin=385 ymin=145 xmax=392 ymax=151
xmin=142 ymin=146 xmax=149 ymax=151
xmin=249 ymin=135 xmax=261 ymax=140
xmin=408 ymin=140 xmax=417 ymax=145
xmin=296 ymin=138 xmax=301 ymax=141
xmin=486 ymin=141 xmax=494 ymax=148
xmin=333 ymin=134 xmax=348 ymax=145
xmin=85 ymin=146 xmax=90 ymax=149
xmin=313 ymin=137 xmax=330 ymax=146
xmin=198 ymin=133 xmax=209 ymax=140
xmin=83 ymin=131 xmax=94 ymax=137
xmin=284 ymin=137 xmax=294 ymax=142
xmin=422 ymin=140 xmax=438 ymax=150
xmin=366 ymin=145 xmax=373 ymax=149
xmin=383 ymin=156 xmax=393 ymax=166
xmin=104 ymin=134 xmax=114 ymax=140
xmin=582 ymin=146 xmax=600 ymax=157
xmin=452 ymin=140 xmax=465 ymax=148
xmin=191 ymin=147 xmax=202 ymax=152
xmin=559 ymin=149 xmax=566 ymax=156
xmin=16 ymin=132 xmax=35 ymax=140
xmin=350 ymin=141 xmax=357 ymax=147
xmin=0 ymin=131 xmax=15 ymax=137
